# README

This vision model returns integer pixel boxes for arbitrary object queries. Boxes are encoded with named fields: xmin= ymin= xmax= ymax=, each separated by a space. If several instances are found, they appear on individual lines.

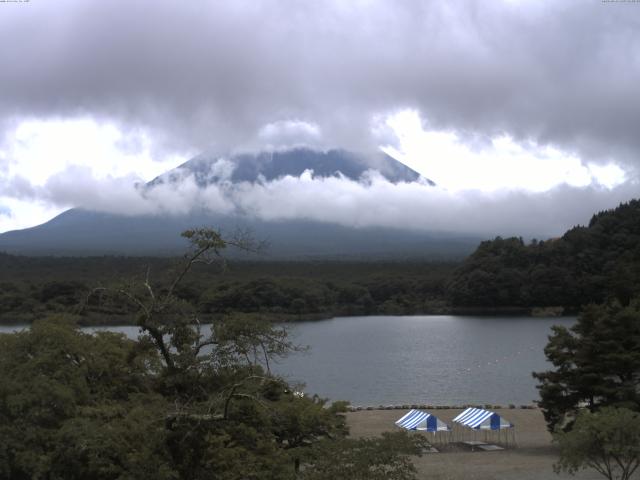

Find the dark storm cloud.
xmin=1 ymin=0 xmax=639 ymax=165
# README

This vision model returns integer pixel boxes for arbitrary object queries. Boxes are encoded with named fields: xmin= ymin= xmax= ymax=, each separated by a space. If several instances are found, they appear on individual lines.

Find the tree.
xmin=449 ymin=200 xmax=640 ymax=309
xmin=554 ymin=407 xmax=640 ymax=480
xmin=0 ymin=228 xmax=427 ymax=479
xmin=91 ymin=227 xmax=265 ymax=376
xmin=298 ymin=431 xmax=427 ymax=480
xmin=0 ymin=316 xmax=173 ymax=479
xmin=533 ymin=299 xmax=640 ymax=431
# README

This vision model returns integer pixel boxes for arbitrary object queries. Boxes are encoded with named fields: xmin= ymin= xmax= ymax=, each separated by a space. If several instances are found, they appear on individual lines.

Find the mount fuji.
xmin=0 ymin=148 xmax=478 ymax=258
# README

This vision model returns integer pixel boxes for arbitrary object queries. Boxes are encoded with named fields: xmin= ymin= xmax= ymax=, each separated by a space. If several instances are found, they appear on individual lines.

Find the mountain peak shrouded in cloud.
xmin=0 ymin=0 xmax=639 ymax=240
xmin=0 ymin=149 xmax=466 ymax=258
xmin=1 ymin=146 xmax=639 ymax=257
xmin=150 ymin=148 xmax=430 ymax=187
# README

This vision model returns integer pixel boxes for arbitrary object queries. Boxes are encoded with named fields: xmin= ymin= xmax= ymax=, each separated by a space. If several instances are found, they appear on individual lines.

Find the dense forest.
xmin=0 ymin=255 xmax=455 ymax=325
xmin=448 ymin=199 xmax=640 ymax=310
xmin=2 ymin=199 xmax=640 ymax=325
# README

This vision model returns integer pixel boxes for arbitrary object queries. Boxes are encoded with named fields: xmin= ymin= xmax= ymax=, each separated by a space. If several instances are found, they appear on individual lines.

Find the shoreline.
xmin=346 ymin=403 xmax=538 ymax=412
xmin=0 ymin=308 xmax=576 ymax=328
xmin=346 ymin=408 xmax=603 ymax=480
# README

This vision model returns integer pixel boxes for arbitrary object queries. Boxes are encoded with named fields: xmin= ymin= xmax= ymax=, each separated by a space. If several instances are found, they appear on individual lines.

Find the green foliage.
xmin=4 ymin=198 xmax=640 ymax=319
xmin=0 ymin=228 xmax=425 ymax=479
xmin=0 ymin=317 xmax=171 ymax=479
xmin=214 ymin=314 xmax=306 ymax=373
xmin=0 ymin=319 xmax=421 ymax=479
xmin=298 ymin=431 xmax=426 ymax=480
xmin=449 ymin=200 xmax=640 ymax=308
xmin=181 ymin=227 xmax=228 ymax=252
xmin=0 ymin=255 xmax=456 ymax=325
xmin=533 ymin=300 xmax=640 ymax=431
xmin=554 ymin=407 xmax=640 ymax=480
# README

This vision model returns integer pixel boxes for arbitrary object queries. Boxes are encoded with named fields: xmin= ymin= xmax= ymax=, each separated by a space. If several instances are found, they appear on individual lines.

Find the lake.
xmin=0 ymin=315 xmax=574 ymax=406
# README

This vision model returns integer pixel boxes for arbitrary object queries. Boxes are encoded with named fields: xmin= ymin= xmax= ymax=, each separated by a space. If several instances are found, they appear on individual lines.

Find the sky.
xmin=0 ymin=0 xmax=639 ymax=237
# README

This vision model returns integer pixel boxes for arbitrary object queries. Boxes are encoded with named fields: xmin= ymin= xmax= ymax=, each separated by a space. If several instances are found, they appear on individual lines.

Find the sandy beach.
xmin=346 ymin=408 xmax=612 ymax=480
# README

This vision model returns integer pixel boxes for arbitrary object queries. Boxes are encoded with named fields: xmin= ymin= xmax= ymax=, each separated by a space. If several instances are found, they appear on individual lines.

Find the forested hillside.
xmin=3 ymin=199 xmax=640 ymax=323
xmin=0 ymin=256 xmax=454 ymax=324
xmin=448 ymin=200 xmax=640 ymax=309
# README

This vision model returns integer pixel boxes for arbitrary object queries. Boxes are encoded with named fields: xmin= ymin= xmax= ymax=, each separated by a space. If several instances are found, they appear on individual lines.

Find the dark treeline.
xmin=448 ymin=199 xmax=640 ymax=310
xmin=3 ymin=199 xmax=640 ymax=324
xmin=0 ymin=255 xmax=455 ymax=324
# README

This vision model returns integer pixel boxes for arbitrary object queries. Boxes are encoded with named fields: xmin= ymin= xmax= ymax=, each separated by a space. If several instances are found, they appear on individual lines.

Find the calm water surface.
xmin=0 ymin=315 xmax=574 ymax=406
xmin=275 ymin=315 xmax=574 ymax=406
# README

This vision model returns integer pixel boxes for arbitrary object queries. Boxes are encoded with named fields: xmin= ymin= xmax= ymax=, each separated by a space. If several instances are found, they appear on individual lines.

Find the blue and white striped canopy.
xmin=452 ymin=407 xmax=512 ymax=430
xmin=395 ymin=410 xmax=450 ymax=432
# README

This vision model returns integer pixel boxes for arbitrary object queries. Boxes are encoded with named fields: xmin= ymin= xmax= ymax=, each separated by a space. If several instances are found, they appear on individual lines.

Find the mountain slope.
xmin=0 ymin=209 xmax=478 ymax=258
xmin=0 ymin=148 xmax=474 ymax=258
xmin=150 ymin=148 xmax=430 ymax=186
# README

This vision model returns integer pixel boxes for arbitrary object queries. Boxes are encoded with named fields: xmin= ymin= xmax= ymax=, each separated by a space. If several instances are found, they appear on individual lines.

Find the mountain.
xmin=151 ymin=148 xmax=431 ymax=186
xmin=0 ymin=148 xmax=476 ymax=258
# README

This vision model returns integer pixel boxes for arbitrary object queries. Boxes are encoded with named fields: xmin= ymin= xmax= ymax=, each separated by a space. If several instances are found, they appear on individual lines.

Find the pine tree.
xmin=533 ymin=299 xmax=640 ymax=431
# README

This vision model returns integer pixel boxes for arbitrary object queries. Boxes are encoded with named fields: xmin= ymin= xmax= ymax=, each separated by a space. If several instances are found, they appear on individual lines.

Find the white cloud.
xmin=227 ymin=170 xmax=638 ymax=237
xmin=587 ymin=163 xmax=626 ymax=189
xmin=381 ymin=109 xmax=628 ymax=192
xmin=257 ymin=120 xmax=322 ymax=149
xmin=0 ymin=115 xmax=636 ymax=238
xmin=0 ymin=199 xmax=66 ymax=234
xmin=0 ymin=118 xmax=193 ymax=231
xmin=2 ymin=159 xmax=637 ymax=239
xmin=1 ymin=118 xmax=190 ymax=185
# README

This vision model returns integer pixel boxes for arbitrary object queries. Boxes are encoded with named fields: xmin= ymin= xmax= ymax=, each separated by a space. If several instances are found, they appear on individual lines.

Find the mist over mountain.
xmin=0 ymin=148 xmax=473 ymax=258
xmin=151 ymin=148 xmax=429 ymax=186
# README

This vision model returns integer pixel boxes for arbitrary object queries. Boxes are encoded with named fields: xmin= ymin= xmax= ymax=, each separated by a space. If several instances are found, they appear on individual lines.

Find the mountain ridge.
xmin=149 ymin=147 xmax=431 ymax=186
xmin=0 ymin=148 xmax=474 ymax=258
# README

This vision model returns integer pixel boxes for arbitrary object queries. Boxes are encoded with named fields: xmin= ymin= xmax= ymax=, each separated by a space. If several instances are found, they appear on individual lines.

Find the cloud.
xmin=1 ymin=1 xmax=639 ymax=236
xmin=0 ymin=0 xmax=639 ymax=171
xmin=258 ymin=120 xmax=322 ymax=150
xmin=226 ymin=170 xmax=640 ymax=238
xmin=382 ymin=110 xmax=629 ymax=192
xmin=1 ymin=161 xmax=638 ymax=238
